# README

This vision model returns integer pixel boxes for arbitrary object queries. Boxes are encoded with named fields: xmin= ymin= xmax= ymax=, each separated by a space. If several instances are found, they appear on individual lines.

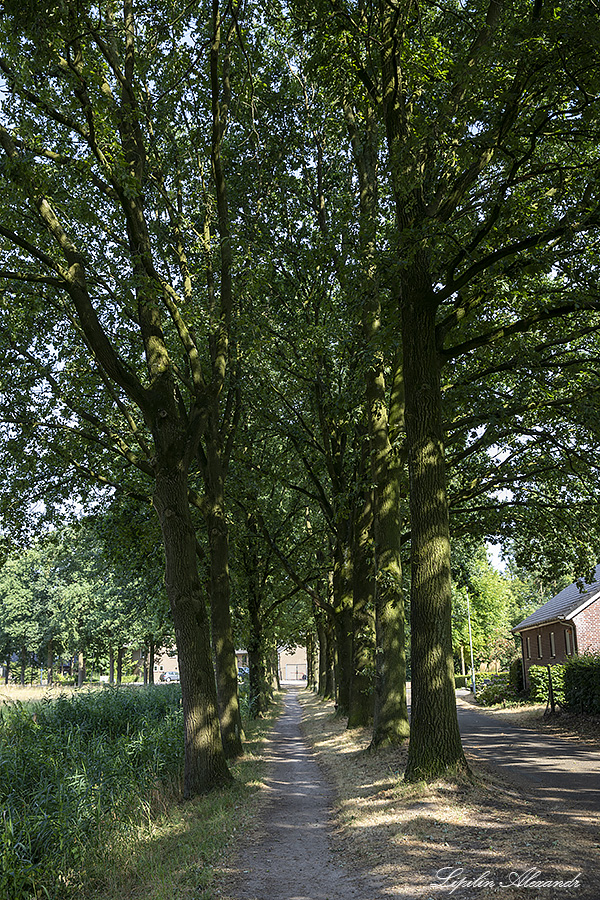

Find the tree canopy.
xmin=2 ymin=0 xmax=600 ymax=789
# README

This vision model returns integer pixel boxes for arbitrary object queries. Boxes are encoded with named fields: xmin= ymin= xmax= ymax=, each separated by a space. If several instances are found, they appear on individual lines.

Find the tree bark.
xmin=306 ymin=630 xmax=316 ymax=690
xmin=371 ymin=358 xmax=410 ymax=746
xmin=148 ymin=638 xmax=155 ymax=685
xmin=344 ymin=95 xmax=409 ymax=745
xmin=401 ymin=280 xmax=467 ymax=781
xmin=347 ymin=483 xmax=375 ymax=728
xmin=316 ymin=612 xmax=335 ymax=699
xmin=47 ymin=641 xmax=54 ymax=686
xmin=153 ymin=460 xmax=232 ymax=796
xmin=332 ymin=548 xmax=353 ymax=714
xmin=206 ymin=470 xmax=244 ymax=755
xmin=77 ymin=651 xmax=85 ymax=687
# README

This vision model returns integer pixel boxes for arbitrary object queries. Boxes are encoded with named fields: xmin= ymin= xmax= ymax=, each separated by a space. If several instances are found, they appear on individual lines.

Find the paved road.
xmin=455 ymin=695 xmax=600 ymax=815
xmin=223 ymin=690 xmax=385 ymax=900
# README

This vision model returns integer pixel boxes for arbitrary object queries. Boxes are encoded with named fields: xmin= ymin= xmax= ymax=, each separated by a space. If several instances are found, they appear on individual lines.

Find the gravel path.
xmin=223 ymin=690 xmax=384 ymax=900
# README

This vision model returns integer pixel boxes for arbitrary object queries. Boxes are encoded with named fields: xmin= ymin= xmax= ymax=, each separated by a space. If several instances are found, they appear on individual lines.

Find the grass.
xmin=298 ymin=690 xmax=600 ymax=899
xmin=0 ymin=683 xmax=281 ymax=900
xmin=83 ymin=696 xmax=282 ymax=900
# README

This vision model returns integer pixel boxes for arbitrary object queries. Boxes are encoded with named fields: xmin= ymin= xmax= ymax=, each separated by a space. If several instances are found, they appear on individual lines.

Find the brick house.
xmin=512 ymin=565 xmax=600 ymax=687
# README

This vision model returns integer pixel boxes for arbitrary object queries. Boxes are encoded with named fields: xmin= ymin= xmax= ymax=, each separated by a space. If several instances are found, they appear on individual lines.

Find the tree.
xmin=286 ymin=0 xmax=600 ymax=779
xmin=0 ymin=0 xmax=240 ymax=794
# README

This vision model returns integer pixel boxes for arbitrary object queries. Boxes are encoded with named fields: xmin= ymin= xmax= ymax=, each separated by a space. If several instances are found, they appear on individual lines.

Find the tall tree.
xmin=0 ymin=0 xmax=240 ymax=794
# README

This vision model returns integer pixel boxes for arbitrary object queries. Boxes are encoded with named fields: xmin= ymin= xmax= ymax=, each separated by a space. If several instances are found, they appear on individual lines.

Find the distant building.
xmin=153 ymin=646 xmax=179 ymax=679
xmin=278 ymin=646 xmax=307 ymax=682
xmin=513 ymin=565 xmax=600 ymax=687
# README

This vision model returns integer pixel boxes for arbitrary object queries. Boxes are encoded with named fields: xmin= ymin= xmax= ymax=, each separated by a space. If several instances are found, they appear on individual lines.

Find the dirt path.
xmin=222 ymin=689 xmax=384 ymax=900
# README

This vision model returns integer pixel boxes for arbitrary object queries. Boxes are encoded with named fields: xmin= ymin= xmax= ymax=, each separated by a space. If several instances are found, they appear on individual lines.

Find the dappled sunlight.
xmin=300 ymin=690 xmax=599 ymax=899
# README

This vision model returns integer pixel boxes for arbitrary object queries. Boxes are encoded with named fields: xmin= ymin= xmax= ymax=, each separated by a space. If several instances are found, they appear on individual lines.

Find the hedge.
xmin=528 ymin=664 xmax=565 ymax=705
xmin=563 ymin=653 xmax=600 ymax=714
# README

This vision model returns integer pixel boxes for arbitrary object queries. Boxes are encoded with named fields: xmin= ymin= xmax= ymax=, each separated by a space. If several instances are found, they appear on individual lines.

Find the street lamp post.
xmin=466 ymin=585 xmax=476 ymax=697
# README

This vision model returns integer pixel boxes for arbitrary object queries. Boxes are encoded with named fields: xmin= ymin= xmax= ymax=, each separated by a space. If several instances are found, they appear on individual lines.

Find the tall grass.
xmin=0 ymin=685 xmax=183 ymax=899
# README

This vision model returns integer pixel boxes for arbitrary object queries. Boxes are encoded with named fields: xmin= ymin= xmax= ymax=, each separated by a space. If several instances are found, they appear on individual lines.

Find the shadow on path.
xmin=223 ymin=689 xmax=384 ymax=900
xmin=456 ymin=696 xmax=600 ymax=821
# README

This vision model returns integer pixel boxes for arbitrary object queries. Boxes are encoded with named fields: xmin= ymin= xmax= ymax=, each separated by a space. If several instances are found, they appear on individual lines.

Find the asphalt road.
xmin=455 ymin=693 xmax=600 ymax=814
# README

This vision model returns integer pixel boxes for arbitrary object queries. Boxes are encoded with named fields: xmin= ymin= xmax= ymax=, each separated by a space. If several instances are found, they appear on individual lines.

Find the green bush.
xmin=454 ymin=674 xmax=468 ymax=689
xmin=527 ymin=664 xmax=565 ymax=705
xmin=473 ymin=671 xmax=508 ymax=692
xmin=509 ymin=657 xmax=524 ymax=693
xmin=475 ymin=673 xmax=516 ymax=706
xmin=0 ymin=685 xmax=184 ymax=899
xmin=563 ymin=653 xmax=600 ymax=713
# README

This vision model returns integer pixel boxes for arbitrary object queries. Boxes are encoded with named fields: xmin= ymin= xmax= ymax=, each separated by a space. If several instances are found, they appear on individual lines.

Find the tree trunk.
xmin=241 ymin=508 xmax=270 ymax=717
xmin=153 ymin=463 xmax=232 ymax=796
xmin=148 ymin=638 xmax=155 ymax=685
xmin=306 ymin=630 xmax=317 ymax=690
xmin=317 ymin=616 xmax=327 ymax=696
xmin=324 ymin=618 xmax=336 ymax=700
xmin=344 ymin=94 xmax=409 ymax=747
xmin=77 ymin=651 xmax=85 ymax=687
xmin=47 ymin=641 xmax=54 ymax=686
xmin=401 ymin=282 xmax=467 ymax=781
xmin=348 ymin=484 xmax=375 ymax=728
xmin=248 ymin=587 xmax=269 ymax=718
xmin=204 ymin=434 xmax=243 ymax=757
xmin=332 ymin=550 xmax=353 ymax=715
xmin=371 ymin=359 xmax=410 ymax=747
xmin=207 ymin=498 xmax=244 ymax=756
xmin=109 ymin=647 xmax=115 ymax=685
xmin=316 ymin=613 xmax=335 ymax=699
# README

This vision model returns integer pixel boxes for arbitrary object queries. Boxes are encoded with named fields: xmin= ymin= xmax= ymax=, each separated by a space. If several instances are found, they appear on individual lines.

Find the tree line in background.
xmin=0 ymin=513 xmax=172 ymax=686
xmin=0 ymin=508 xmax=554 ymax=698
xmin=1 ymin=0 xmax=600 ymax=793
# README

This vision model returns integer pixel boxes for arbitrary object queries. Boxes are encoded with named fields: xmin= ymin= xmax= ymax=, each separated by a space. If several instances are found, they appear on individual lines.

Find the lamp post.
xmin=466 ymin=585 xmax=476 ymax=697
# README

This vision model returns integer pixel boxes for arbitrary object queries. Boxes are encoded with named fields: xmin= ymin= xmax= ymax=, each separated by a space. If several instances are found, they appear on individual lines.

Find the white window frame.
xmin=537 ymin=634 xmax=543 ymax=658
xmin=550 ymin=632 xmax=556 ymax=658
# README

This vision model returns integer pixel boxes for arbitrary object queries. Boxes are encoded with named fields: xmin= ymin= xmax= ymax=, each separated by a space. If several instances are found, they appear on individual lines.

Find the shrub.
xmin=475 ymin=673 xmax=516 ymax=706
xmin=509 ymin=657 xmax=524 ymax=693
xmin=563 ymin=653 xmax=600 ymax=714
xmin=454 ymin=675 xmax=468 ymax=689
xmin=527 ymin=664 xmax=565 ymax=705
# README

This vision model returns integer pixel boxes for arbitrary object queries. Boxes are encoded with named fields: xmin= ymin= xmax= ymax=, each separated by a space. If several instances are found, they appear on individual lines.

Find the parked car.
xmin=160 ymin=671 xmax=180 ymax=683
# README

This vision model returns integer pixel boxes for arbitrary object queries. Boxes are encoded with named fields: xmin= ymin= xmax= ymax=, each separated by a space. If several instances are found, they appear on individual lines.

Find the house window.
xmin=537 ymin=634 xmax=543 ymax=658
xmin=526 ymin=636 xmax=531 ymax=659
xmin=550 ymin=632 xmax=556 ymax=658
xmin=565 ymin=630 xmax=572 ymax=656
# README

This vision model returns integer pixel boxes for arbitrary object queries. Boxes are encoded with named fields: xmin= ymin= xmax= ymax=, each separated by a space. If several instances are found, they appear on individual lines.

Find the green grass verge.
xmin=0 ymin=685 xmax=281 ymax=900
